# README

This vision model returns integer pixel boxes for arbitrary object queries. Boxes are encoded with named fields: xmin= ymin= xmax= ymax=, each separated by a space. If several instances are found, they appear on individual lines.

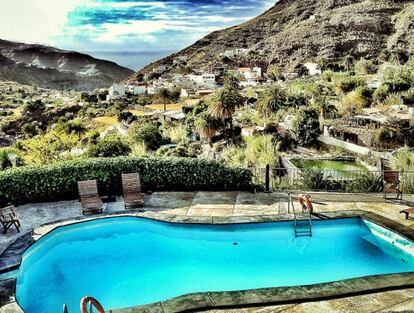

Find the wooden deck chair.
xmin=122 ymin=173 xmax=144 ymax=208
xmin=0 ymin=205 xmax=21 ymax=234
xmin=383 ymin=170 xmax=402 ymax=202
xmin=77 ymin=180 xmax=103 ymax=214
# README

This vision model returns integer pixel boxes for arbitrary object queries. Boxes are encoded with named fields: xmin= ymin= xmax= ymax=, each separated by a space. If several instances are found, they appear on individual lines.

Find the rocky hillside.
xmin=133 ymin=0 xmax=414 ymax=76
xmin=0 ymin=40 xmax=134 ymax=91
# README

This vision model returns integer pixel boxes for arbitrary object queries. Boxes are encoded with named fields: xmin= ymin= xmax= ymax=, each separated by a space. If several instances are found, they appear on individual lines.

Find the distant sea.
xmin=85 ymin=50 xmax=174 ymax=71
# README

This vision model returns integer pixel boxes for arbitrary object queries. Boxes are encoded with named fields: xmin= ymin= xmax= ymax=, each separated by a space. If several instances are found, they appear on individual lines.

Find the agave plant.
xmin=348 ymin=172 xmax=383 ymax=193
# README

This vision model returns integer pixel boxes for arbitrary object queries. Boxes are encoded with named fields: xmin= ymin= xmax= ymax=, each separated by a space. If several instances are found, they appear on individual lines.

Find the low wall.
xmin=318 ymin=135 xmax=372 ymax=155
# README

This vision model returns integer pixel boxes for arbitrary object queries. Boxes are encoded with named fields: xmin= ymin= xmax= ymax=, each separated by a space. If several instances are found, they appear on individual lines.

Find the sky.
xmin=0 ymin=0 xmax=275 ymax=70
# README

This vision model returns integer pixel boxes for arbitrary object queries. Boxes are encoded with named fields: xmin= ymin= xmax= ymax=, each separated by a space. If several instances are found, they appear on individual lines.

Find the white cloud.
xmin=85 ymin=1 xmax=165 ymax=9
xmin=0 ymin=0 xmax=82 ymax=44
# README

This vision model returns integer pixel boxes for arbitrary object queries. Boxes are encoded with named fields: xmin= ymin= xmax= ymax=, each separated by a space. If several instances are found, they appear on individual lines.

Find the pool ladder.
xmin=288 ymin=194 xmax=312 ymax=237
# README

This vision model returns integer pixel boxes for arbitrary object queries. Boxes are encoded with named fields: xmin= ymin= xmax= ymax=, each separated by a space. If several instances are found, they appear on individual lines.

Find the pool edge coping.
xmin=1 ymin=209 xmax=414 ymax=313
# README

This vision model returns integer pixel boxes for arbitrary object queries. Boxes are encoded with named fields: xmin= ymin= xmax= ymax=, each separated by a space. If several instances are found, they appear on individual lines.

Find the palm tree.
xmin=256 ymin=86 xmax=287 ymax=118
xmin=224 ymin=75 xmax=241 ymax=91
xmin=195 ymin=112 xmax=219 ymax=147
xmin=157 ymin=88 xmax=171 ymax=111
xmin=390 ymin=49 xmax=408 ymax=65
xmin=342 ymin=55 xmax=355 ymax=71
xmin=316 ymin=98 xmax=337 ymax=119
xmin=69 ymin=118 xmax=86 ymax=139
xmin=208 ymin=87 xmax=243 ymax=143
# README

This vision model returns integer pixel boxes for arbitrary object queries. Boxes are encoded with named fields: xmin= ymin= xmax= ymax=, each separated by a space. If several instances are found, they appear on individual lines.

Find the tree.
xmin=315 ymin=98 xmax=337 ymax=120
xmin=290 ymin=107 xmax=320 ymax=146
xmin=355 ymin=58 xmax=377 ymax=75
xmin=338 ymin=87 xmax=372 ymax=116
xmin=390 ymin=49 xmax=408 ymax=65
xmin=195 ymin=112 xmax=220 ymax=147
xmin=208 ymin=86 xmax=243 ymax=143
xmin=127 ymin=121 xmax=163 ymax=151
xmin=256 ymin=86 xmax=287 ymax=117
xmin=118 ymin=111 xmax=137 ymax=124
xmin=157 ymin=88 xmax=171 ymax=111
xmin=296 ymin=64 xmax=309 ymax=77
xmin=256 ymin=86 xmax=309 ymax=118
xmin=341 ymin=55 xmax=355 ymax=71
xmin=24 ymin=99 xmax=45 ymax=113
xmin=67 ymin=118 xmax=86 ymax=139
xmin=224 ymin=75 xmax=241 ymax=91
xmin=0 ymin=148 xmax=24 ymax=170
xmin=266 ymin=65 xmax=282 ymax=81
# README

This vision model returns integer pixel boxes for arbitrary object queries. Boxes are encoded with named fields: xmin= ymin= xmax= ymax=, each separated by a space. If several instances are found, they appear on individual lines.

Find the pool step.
xmin=295 ymin=222 xmax=312 ymax=237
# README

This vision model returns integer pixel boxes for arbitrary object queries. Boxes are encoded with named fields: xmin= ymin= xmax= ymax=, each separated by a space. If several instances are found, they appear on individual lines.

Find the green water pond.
xmin=291 ymin=159 xmax=368 ymax=177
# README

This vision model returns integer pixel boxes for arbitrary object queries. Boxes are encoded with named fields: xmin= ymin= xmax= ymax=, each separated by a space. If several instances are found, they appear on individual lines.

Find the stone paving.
xmin=1 ymin=191 xmax=414 ymax=313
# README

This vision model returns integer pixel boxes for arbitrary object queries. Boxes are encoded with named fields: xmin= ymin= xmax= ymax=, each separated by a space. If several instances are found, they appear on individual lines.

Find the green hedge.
xmin=0 ymin=157 xmax=253 ymax=205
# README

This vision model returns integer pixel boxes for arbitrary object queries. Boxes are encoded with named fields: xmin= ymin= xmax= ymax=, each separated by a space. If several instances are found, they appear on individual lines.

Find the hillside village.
xmin=1 ymin=44 xmax=414 ymax=194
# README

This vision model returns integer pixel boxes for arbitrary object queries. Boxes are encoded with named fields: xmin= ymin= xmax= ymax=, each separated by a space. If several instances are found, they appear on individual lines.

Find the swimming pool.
xmin=16 ymin=217 xmax=414 ymax=313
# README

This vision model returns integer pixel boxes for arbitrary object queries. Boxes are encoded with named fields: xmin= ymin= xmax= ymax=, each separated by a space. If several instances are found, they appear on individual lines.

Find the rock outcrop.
xmin=133 ymin=0 xmax=414 ymax=77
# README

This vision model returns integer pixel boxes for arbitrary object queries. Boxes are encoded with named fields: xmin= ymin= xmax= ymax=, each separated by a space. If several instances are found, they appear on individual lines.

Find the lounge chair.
xmin=383 ymin=170 xmax=402 ymax=202
xmin=400 ymin=207 xmax=414 ymax=219
xmin=77 ymin=180 xmax=103 ymax=214
xmin=122 ymin=173 xmax=144 ymax=208
xmin=0 ymin=205 xmax=21 ymax=234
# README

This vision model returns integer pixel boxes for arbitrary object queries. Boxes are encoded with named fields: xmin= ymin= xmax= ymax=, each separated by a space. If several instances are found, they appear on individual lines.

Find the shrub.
xmin=24 ymin=99 xmax=45 ymax=112
xmin=221 ymin=135 xmax=279 ymax=168
xmin=384 ymin=93 xmax=403 ymax=107
xmin=0 ymin=157 xmax=253 ymax=205
xmin=373 ymin=84 xmax=390 ymax=103
xmin=156 ymin=142 xmax=201 ymax=158
xmin=354 ymin=58 xmax=378 ymax=75
xmin=0 ymin=148 xmax=24 ymax=170
xmin=300 ymin=169 xmax=326 ymax=190
xmin=87 ymin=136 xmax=131 ymax=158
xmin=339 ymin=87 xmax=372 ymax=116
xmin=333 ymin=76 xmax=366 ymax=94
xmin=348 ymin=172 xmax=383 ymax=192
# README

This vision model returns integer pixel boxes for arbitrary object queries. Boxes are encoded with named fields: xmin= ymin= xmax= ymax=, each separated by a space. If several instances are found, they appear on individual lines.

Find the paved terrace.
xmin=1 ymin=191 xmax=414 ymax=313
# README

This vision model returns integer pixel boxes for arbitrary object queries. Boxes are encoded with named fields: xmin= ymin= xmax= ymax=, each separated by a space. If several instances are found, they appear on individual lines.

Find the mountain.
xmin=132 ymin=0 xmax=414 ymax=77
xmin=0 ymin=40 xmax=134 ymax=91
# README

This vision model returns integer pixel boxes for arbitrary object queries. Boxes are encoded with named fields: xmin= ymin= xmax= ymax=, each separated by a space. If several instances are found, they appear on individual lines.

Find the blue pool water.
xmin=16 ymin=217 xmax=414 ymax=313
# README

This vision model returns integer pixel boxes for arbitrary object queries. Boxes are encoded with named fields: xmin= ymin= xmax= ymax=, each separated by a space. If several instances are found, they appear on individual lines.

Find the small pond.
xmin=291 ymin=159 xmax=368 ymax=179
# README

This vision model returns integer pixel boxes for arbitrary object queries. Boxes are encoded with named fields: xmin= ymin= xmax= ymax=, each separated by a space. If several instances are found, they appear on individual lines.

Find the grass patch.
xmin=146 ymin=103 xmax=183 ymax=111
xmin=93 ymin=116 xmax=118 ymax=127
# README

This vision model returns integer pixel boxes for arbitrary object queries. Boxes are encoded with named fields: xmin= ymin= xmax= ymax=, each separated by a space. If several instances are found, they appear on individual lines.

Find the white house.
xmin=188 ymin=73 xmax=216 ymax=88
xmin=196 ymin=89 xmax=214 ymax=97
xmin=171 ymin=73 xmax=183 ymax=83
xmin=237 ymin=67 xmax=262 ymax=82
xmin=175 ymin=75 xmax=196 ymax=89
xmin=220 ymin=48 xmax=249 ymax=59
xmin=147 ymin=87 xmax=160 ymax=95
xmin=153 ymin=78 xmax=173 ymax=90
xmin=181 ymin=88 xmax=196 ymax=98
xmin=127 ymin=85 xmax=146 ymax=95
xmin=304 ymin=63 xmax=322 ymax=76
xmin=106 ymin=84 xmax=125 ymax=101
